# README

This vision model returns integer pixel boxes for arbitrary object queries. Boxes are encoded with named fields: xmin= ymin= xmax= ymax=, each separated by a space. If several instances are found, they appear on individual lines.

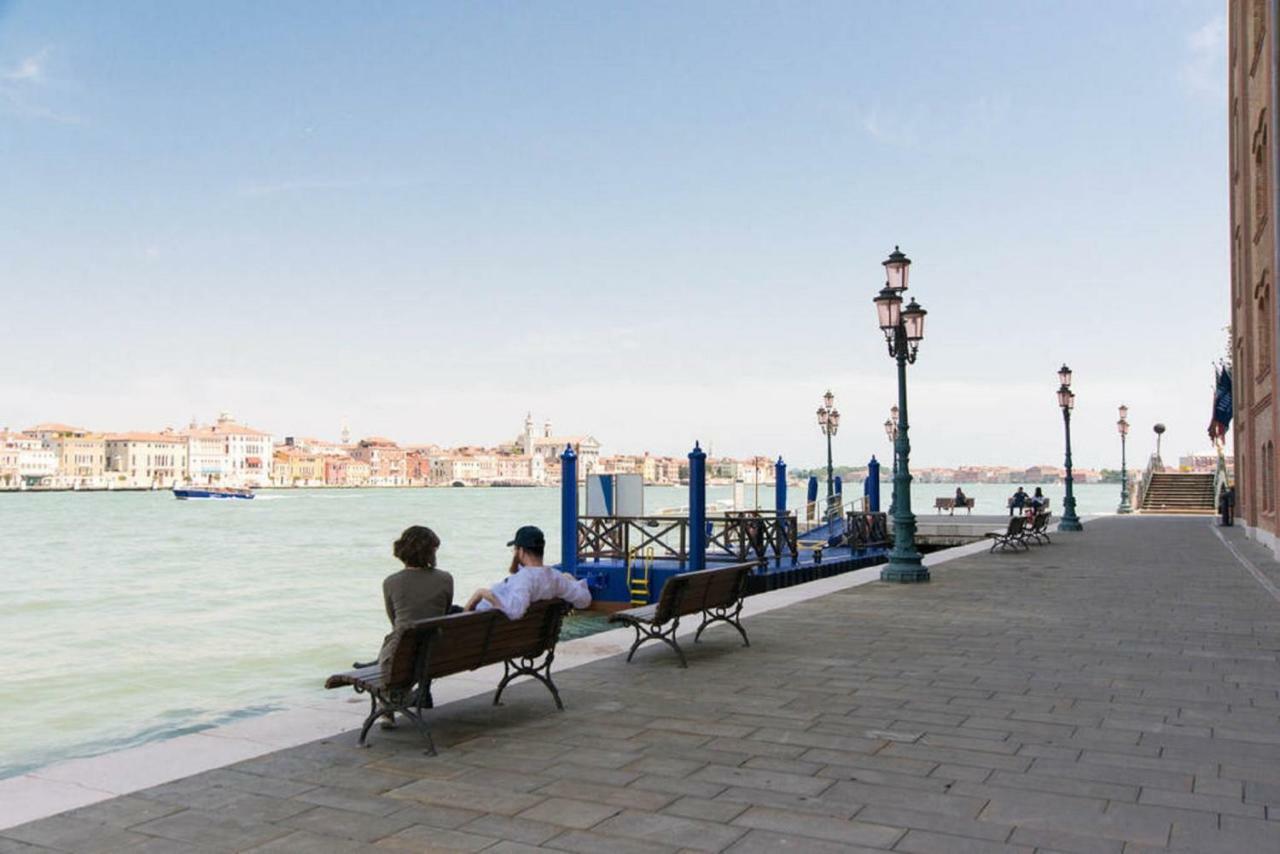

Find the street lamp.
xmin=884 ymin=406 xmax=899 ymax=515
xmin=1117 ymin=404 xmax=1132 ymax=514
xmin=873 ymin=246 xmax=929 ymax=582
xmin=816 ymin=391 xmax=840 ymax=522
xmin=1057 ymin=364 xmax=1083 ymax=531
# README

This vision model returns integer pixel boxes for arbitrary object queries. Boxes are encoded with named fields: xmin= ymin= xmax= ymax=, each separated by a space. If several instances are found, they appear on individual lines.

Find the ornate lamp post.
xmin=873 ymin=246 xmax=929 ymax=583
xmin=1117 ymin=405 xmax=1132 ymax=514
xmin=1057 ymin=364 xmax=1083 ymax=531
xmin=816 ymin=391 xmax=840 ymax=522
xmin=884 ymin=406 xmax=899 ymax=515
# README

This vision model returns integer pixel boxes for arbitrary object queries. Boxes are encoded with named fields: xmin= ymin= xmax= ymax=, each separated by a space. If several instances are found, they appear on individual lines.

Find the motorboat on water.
xmin=172 ymin=486 xmax=255 ymax=500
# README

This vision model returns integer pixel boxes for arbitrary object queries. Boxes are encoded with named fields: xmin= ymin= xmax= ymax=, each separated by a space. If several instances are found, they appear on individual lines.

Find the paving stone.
xmin=458 ymin=813 xmax=562 ymax=845
xmin=536 ymin=778 xmax=677 ymax=811
xmin=131 ymin=809 xmax=294 ymax=850
xmin=384 ymin=778 xmax=543 ymax=816
xmin=541 ymin=763 xmax=642 ymax=787
xmin=244 ymin=830 xmax=378 ymax=852
xmin=894 ymin=829 xmax=1032 ymax=854
xmin=687 ymin=764 xmax=834 ymax=796
xmin=61 ymin=796 xmax=183 ymax=829
xmin=853 ymin=805 xmax=1012 ymax=844
xmin=662 ymin=796 xmax=749 ymax=824
xmin=729 ymin=805 xmax=903 ymax=848
xmin=713 ymin=786 xmax=855 ymax=818
xmin=722 ymin=829 xmax=888 ymax=853
xmin=372 ymin=824 xmax=499 ymax=851
xmin=280 ymin=805 xmax=422 ymax=842
xmin=623 ymin=756 xmax=706 ymax=778
xmin=592 ymin=809 xmax=746 ymax=852
xmin=515 ymin=797 xmax=619 ymax=829
xmin=1007 ymin=825 xmax=1125 ymax=854
xmin=292 ymin=786 xmax=415 ymax=818
xmin=824 ymin=780 xmax=987 ymax=818
xmin=1193 ymin=775 xmax=1244 ymax=798
xmin=1137 ymin=787 xmax=1266 ymax=818
xmin=628 ymin=773 xmax=727 ymax=799
xmin=544 ymin=828 xmax=678 ymax=854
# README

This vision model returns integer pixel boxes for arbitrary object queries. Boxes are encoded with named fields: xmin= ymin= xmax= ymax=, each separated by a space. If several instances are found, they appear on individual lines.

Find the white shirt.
xmin=476 ymin=564 xmax=592 ymax=620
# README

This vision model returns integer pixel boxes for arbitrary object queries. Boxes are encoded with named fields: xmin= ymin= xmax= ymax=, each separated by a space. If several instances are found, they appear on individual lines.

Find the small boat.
xmin=173 ymin=486 xmax=255 ymax=500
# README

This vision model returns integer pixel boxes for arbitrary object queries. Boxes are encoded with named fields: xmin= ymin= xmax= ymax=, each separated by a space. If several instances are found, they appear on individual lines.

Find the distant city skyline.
xmin=0 ymin=2 xmax=1228 ymax=470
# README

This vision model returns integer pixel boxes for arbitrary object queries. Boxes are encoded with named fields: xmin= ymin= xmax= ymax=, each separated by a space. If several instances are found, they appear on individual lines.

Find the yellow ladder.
xmin=628 ymin=547 xmax=654 ymax=605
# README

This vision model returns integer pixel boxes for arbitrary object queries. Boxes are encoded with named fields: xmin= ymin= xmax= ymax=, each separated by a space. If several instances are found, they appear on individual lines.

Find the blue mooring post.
xmin=774 ymin=457 xmax=787 ymax=519
xmin=834 ymin=475 xmax=843 ymax=500
xmin=775 ymin=457 xmax=788 ymax=568
xmin=688 ymin=442 xmax=707 ymax=571
xmin=866 ymin=456 xmax=881 ymax=512
xmin=560 ymin=444 xmax=578 ymax=573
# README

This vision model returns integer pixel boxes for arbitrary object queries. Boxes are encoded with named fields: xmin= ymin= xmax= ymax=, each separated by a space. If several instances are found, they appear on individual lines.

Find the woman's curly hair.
xmin=393 ymin=525 xmax=441 ymax=569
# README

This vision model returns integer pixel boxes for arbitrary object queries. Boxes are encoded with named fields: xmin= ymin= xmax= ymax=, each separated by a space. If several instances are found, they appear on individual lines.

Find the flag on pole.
xmin=1208 ymin=365 xmax=1233 ymax=442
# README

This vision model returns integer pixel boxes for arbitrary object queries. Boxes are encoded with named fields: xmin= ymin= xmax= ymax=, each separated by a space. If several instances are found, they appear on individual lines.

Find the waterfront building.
xmin=350 ymin=437 xmax=407 ymax=486
xmin=1229 ymin=1 xmax=1280 ymax=551
xmin=180 ymin=413 xmax=274 ymax=487
xmin=403 ymin=446 xmax=442 ymax=485
xmin=271 ymin=448 xmax=325 ymax=487
xmin=517 ymin=414 xmax=601 ymax=474
xmin=1 ymin=430 xmax=56 ymax=487
xmin=49 ymin=434 xmax=107 ymax=487
xmin=103 ymin=432 xmax=189 ymax=488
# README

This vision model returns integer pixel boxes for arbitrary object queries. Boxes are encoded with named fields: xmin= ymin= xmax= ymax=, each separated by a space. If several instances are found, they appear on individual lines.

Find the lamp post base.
xmin=1116 ymin=502 xmax=1132 ymax=515
xmin=1058 ymin=516 xmax=1084 ymax=532
xmin=881 ymin=558 xmax=930 ymax=583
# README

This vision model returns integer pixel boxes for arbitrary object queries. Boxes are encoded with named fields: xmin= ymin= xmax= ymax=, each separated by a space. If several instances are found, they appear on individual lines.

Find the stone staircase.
xmin=1139 ymin=472 xmax=1216 ymax=514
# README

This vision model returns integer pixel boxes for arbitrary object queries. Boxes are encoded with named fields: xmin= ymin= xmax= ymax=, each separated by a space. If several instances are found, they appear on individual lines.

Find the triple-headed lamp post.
xmin=816 ymin=391 xmax=840 ymax=522
xmin=873 ymin=246 xmax=929 ymax=583
xmin=1057 ymin=364 xmax=1083 ymax=531
xmin=1117 ymin=405 xmax=1132 ymax=514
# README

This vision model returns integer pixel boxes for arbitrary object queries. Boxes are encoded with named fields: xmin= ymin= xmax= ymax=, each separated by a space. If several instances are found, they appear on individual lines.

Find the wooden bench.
xmin=1007 ymin=497 xmax=1051 ymax=512
xmin=324 ymin=598 xmax=571 ymax=753
xmin=985 ymin=516 xmax=1028 ymax=552
xmin=608 ymin=562 xmax=755 ymax=668
xmin=934 ymin=497 xmax=975 ymax=514
xmin=1023 ymin=511 xmax=1052 ymax=545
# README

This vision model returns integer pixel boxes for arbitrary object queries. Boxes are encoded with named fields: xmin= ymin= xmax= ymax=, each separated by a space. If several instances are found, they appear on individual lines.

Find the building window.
xmin=1253 ymin=0 xmax=1268 ymax=73
xmin=1257 ymin=274 xmax=1272 ymax=377
xmin=1255 ymin=110 xmax=1270 ymax=241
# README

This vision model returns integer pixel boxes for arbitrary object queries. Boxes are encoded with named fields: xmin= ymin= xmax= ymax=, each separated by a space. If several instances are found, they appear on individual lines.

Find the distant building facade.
xmin=1229 ymin=0 xmax=1280 ymax=551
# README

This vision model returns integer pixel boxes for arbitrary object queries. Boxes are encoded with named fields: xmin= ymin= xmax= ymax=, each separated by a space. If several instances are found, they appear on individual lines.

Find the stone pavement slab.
xmin=3 ymin=516 xmax=1279 ymax=851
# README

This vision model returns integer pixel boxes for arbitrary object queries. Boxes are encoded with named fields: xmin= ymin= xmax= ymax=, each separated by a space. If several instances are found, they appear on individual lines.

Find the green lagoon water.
xmin=0 ymin=481 xmax=1123 ymax=778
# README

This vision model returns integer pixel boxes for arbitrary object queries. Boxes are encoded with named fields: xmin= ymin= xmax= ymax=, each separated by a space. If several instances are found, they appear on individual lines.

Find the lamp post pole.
xmin=1057 ymin=364 xmax=1083 ymax=531
xmin=817 ymin=391 xmax=840 ymax=523
xmin=873 ymin=247 xmax=929 ymax=583
xmin=1117 ymin=405 xmax=1132 ymax=514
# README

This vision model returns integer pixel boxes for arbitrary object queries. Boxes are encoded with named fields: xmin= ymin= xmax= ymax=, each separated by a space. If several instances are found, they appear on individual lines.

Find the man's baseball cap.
xmin=507 ymin=525 xmax=546 ymax=549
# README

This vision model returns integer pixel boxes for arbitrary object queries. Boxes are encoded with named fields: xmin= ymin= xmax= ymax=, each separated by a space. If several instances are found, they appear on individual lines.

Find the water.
xmin=0 ymin=480 xmax=1122 ymax=778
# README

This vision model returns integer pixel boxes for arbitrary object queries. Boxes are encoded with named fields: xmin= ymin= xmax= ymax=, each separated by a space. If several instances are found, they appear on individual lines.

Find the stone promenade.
xmin=4 ymin=516 xmax=1279 ymax=853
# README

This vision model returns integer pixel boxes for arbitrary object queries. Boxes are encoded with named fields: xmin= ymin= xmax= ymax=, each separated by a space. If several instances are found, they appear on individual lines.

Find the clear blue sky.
xmin=0 ymin=1 xmax=1228 ymax=470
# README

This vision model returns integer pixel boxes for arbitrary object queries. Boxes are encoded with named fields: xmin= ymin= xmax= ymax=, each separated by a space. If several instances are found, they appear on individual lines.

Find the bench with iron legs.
xmin=1023 ymin=511 xmax=1052 ymax=545
xmin=324 ymin=598 xmax=570 ymax=754
xmin=608 ymin=562 xmax=755 ymax=668
xmin=986 ymin=515 xmax=1028 ymax=552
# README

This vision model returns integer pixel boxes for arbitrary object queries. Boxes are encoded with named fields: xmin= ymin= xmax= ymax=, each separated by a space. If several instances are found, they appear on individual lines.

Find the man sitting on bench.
xmin=465 ymin=525 xmax=592 ymax=619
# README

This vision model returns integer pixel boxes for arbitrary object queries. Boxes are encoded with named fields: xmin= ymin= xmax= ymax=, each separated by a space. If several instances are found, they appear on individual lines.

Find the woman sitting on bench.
xmin=465 ymin=525 xmax=591 ymax=619
xmin=375 ymin=526 xmax=454 ymax=727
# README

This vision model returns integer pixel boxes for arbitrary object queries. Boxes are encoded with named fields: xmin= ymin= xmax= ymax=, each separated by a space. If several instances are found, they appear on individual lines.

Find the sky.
xmin=0 ymin=1 xmax=1230 ymax=470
